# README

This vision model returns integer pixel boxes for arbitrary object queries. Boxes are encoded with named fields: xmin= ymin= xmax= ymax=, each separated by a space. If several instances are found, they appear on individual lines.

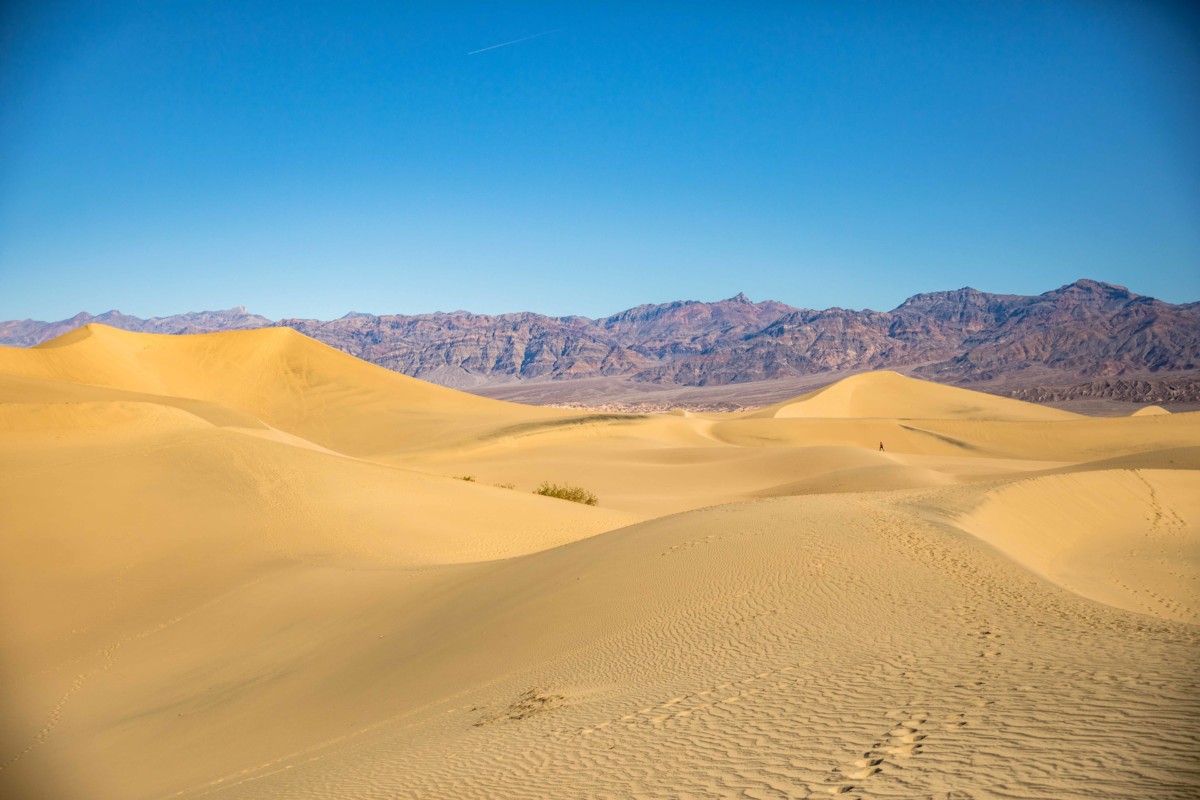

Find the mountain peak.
xmin=725 ymin=292 xmax=752 ymax=304
xmin=1054 ymin=279 xmax=1134 ymax=297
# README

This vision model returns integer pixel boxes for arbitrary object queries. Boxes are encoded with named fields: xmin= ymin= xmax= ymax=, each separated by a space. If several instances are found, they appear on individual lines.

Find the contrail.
xmin=467 ymin=29 xmax=560 ymax=55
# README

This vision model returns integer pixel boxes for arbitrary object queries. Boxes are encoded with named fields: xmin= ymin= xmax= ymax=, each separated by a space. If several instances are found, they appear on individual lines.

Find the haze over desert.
xmin=1 ymin=324 xmax=1197 ymax=798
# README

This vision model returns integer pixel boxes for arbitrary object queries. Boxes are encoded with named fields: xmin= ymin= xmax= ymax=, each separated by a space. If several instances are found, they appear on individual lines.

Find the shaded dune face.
xmin=1 ymin=325 xmax=1198 ymax=800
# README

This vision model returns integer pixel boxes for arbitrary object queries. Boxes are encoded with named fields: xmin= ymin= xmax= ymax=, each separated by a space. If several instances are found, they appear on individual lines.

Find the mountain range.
xmin=3 ymin=279 xmax=1197 ymax=404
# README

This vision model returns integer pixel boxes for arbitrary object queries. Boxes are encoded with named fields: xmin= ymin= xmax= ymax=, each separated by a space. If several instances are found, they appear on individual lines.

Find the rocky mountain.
xmin=609 ymin=281 xmax=1199 ymax=388
xmin=914 ymin=280 xmax=1200 ymax=381
xmin=277 ymin=311 xmax=651 ymax=388
xmin=3 ymin=280 xmax=1197 ymax=398
xmin=598 ymin=293 xmax=796 ymax=359
xmin=636 ymin=306 xmax=930 ymax=385
xmin=1006 ymin=377 xmax=1200 ymax=406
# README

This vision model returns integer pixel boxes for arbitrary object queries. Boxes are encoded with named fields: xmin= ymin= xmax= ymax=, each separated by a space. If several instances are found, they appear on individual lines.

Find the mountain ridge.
xmin=3 ymin=279 xmax=1197 ymax=401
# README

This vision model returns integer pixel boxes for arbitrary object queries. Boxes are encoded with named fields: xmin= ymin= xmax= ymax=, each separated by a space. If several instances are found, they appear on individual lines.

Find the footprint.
xmin=884 ymin=743 xmax=921 ymax=757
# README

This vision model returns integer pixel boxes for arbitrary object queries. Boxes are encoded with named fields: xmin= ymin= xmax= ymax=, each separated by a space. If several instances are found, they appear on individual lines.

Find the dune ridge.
xmin=759 ymin=370 xmax=1080 ymax=422
xmin=1 ymin=325 xmax=1197 ymax=799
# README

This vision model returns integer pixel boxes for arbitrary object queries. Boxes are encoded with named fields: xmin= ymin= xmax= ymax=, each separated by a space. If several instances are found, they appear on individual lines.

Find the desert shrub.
xmin=455 ymin=475 xmax=476 ymax=482
xmin=534 ymin=481 xmax=598 ymax=506
xmin=495 ymin=482 xmax=516 ymax=490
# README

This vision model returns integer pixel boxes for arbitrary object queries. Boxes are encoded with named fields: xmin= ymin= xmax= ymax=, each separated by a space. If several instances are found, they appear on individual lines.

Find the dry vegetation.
xmin=534 ymin=481 xmax=599 ymax=506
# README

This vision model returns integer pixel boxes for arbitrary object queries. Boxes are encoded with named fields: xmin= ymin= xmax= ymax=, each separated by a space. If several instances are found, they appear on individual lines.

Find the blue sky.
xmin=1 ymin=1 xmax=1197 ymax=320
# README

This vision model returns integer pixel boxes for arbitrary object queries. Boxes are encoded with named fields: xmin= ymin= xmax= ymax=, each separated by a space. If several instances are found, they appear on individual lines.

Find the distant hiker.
xmin=879 ymin=441 xmax=885 ymax=451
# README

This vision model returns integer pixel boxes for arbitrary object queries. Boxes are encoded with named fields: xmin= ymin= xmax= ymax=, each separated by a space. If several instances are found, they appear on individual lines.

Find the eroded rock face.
xmin=598 ymin=293 xmax=796 ymax=359
xmin=1006 ymin=377 xmax=1200 ymax=405
xmin=4 ymin=281 xmax=1197 ymax=395
xmin=915 ymin=282 xmax=1200 ymax=382
xmin=276 ymin=312 xmax=653 ymax=388
xmin=620 ymin=282 xmax=1199 ymax=387
xmin=637 ymin=307 xmax=935 ymax=385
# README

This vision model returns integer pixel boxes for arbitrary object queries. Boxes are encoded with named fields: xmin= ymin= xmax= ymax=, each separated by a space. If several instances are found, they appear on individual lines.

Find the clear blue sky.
xmin=2 ymin=1 xmax=1197 ymax=320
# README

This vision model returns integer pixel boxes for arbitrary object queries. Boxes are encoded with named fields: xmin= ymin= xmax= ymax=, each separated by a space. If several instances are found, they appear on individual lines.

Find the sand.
xmin=1 ymin=324 xmax=1197 ymax=799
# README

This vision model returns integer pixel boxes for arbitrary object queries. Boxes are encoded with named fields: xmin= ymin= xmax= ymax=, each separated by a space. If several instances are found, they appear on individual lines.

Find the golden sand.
xmin=2 ymin=325 xmax=1197 ymax=799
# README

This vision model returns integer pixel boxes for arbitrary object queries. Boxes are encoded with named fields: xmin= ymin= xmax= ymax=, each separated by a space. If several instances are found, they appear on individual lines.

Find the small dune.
xmin=757 ymin=370 xmax=1079 ymax=422
xmin=947 ymin=469 xmax=1200 ymax=623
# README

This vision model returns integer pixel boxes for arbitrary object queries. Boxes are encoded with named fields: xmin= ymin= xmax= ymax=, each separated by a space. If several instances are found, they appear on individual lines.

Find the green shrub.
xmin=534 ymin=481 xmax=598 ymax=506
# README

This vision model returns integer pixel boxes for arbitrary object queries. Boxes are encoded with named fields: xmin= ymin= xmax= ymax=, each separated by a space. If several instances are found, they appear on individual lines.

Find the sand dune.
xmin=947 ymin=469 xmax=1200 ymax=623
xmin=1132 ymin=404 xmax=1170 ymax=416
xmin=759 ymin=370 xmax=1079 ymax=422
xmin=1 ymin=326 xmax=1198 ymax=799
xmin=0 ymin=324 xmax=561 ymax=456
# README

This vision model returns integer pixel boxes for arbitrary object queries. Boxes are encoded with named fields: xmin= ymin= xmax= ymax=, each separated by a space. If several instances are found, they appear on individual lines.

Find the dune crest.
xmin=759 ymin=370 xmax=1078 ymax=421
xmin=1132 ymin=404 xmax=1170 ymax=416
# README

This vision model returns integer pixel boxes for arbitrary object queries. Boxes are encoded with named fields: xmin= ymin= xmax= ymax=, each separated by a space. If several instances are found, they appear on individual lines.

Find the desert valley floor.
xmin=1 ymin=325 xmax=1197 ymax=799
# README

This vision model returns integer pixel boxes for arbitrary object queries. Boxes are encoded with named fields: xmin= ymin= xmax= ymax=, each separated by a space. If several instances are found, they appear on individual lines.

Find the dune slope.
xmin=0 ymin=325 xmax=564 ymax=456
xmin=66 ymin=491 xmax=1199 ymax=800
xmin=946 ymin=469 xmax=1200 ymax=623
xmin=1 ymin=326 xmax=1198 ymax=800
xmin=758 ymin=370 xmax=1080 ymax=422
